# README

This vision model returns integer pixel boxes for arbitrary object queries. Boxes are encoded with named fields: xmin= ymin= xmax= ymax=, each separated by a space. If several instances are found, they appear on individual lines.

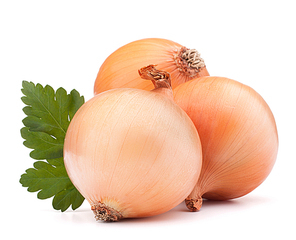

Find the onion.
xmin=64 ymin=66 xmax=202 ymax=221
xmin=94 ymin=38 xmax=209 ymax=95
xmin=173 ymin=76 xmax=278 ymax=211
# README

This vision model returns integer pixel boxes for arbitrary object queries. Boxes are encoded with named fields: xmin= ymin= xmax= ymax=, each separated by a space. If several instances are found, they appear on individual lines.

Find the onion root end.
xmin=91 ymin=202 xmax=123 ymax=222
xmin=185 ymin=197 xmax=203 ymax=212
xmin=174 ymin=47 xmax=207 ymax=78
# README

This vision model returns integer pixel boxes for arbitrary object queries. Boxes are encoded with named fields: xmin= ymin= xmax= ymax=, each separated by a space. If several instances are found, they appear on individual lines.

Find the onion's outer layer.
xmin=94 ymin=38 xmax=209 ymax=95
xmin=64 ymin=88 xmax=202 ymax=220
xmin=173 ymin=76 xmax=278 ymax=211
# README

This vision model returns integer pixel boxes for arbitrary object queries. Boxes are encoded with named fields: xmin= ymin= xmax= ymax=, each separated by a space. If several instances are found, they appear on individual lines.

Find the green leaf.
xmin=69 ymin=89 xmax=85 ymax=121
xmin=21 ymin=127 xmax=63 ymax=160
xmin=53 ymin=187 xmax=85 ymax=212
xmin=46 ymin=157 xmax=64 ymax=167
xmin=20 ymin=161 xmax=72 ymax=199
xmin=20 ymin=81 xmax=85 ymax=211
xmin=21 ymin=82 xmax=71 ymax=151
xmin=20 ymin=161 xmax=84 ymax=211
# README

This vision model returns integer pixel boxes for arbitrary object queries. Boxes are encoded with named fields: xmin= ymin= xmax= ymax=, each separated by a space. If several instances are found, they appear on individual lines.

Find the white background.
xmin=1 ymin=0 xmax=295 ymax=239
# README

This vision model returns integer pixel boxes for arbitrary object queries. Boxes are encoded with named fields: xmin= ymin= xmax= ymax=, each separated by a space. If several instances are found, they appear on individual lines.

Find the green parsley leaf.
xmin=21 ymin=127 xmax=63 ymax=160
xmin=20 ymin=81 xmax=85 ymax=211
xmin=53 ymin=186 xmax=85 ymax=212
xmin=20 ymin=161 xmax=72 ymax=199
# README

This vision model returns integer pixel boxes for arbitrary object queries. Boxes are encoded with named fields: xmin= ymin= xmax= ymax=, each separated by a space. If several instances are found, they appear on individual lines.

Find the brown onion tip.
xmin=185 ymin=197 xmax=203 ymax=212
xmin=91 ymin=202 xmax=123 ymax=222
xmin=138 ymin=65 xmax=172 ymax=90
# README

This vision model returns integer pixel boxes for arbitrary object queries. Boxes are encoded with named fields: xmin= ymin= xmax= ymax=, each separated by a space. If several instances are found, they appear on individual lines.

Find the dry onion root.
xmin=64 ymin=66 xmax=202 ymax=221
xmin=173 ymin=76 xmax=278 ymax=211
xmin=94 ymin=38 xmax=209 ymax=95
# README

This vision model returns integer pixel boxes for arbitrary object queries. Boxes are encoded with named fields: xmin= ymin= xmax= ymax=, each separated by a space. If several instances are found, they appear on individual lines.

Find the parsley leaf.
xmin=20 ymin=81 xmax=85 ymax=211
xmin=20 ymin=161 xmax=72 ymax=199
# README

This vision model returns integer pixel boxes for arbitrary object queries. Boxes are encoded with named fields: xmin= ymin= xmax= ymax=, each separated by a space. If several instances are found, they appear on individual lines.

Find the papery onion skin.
xmin=64 ymin=86 xmax=202 ymax=221
xmin=173 ymin=76 xmax=278 ymax=211
xmin=94 ymin=38 xmax=209 ymax=95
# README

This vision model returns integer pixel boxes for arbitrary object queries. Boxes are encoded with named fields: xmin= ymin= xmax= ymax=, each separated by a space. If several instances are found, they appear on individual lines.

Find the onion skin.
xmin=64 ymin=84 xmax=202 ymax=221
xmin=173 ymin=76 xmax=278 ymax=211
xmin=94 ymin=38 xmax=209 ymax=95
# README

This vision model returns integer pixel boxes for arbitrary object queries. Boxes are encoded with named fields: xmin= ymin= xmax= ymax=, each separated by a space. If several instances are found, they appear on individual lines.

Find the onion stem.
xmin=138 ymin=65 xmax=172 ymax=89
xmin=138 ymin=65 xmax=174 ymax=100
